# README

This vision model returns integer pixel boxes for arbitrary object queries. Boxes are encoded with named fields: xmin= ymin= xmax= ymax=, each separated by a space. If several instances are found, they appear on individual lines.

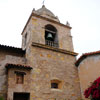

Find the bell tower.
xmin=22 ymin=5 xmax=74 ymax=51
xmin=21 ymin=5 xmax=81 ymax=100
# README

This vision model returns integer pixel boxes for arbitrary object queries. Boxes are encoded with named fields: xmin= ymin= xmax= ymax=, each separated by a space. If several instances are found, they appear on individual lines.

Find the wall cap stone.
xmin=32 ymin=42 xmax=78 ymax=56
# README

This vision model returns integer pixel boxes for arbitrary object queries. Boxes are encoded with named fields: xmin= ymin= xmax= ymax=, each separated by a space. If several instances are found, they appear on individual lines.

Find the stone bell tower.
xmin=21 ymin=5 xmax=81 ymax=100
xmin=22 ymin=5 xmax=74 ymax=51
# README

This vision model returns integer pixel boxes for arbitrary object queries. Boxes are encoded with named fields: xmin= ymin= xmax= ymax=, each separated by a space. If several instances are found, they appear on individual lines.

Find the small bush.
xmin=0 ymin=96 xmax=4 ymax=100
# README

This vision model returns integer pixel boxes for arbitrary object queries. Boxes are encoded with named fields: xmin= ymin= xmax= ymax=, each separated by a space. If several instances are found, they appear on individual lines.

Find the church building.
xmin=0 ymin=5 xmax=81 ymax=100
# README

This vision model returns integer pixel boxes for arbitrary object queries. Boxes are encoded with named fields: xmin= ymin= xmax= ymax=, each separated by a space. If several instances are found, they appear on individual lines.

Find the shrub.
xmin=84 ymin=77 xmax=100 ymax=100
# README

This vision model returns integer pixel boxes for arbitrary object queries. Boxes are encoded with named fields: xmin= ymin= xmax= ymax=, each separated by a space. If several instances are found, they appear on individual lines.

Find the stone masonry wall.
xmin=21 ymin=10 xmax=81 ymax=100
xmin=31 ymin=16 xmax=74 ymax=51
xmin=26 ymin=46 xmax=81 ymax=100
xmin=7 ymin=68 xmax=31 ymax=100
xmin=0 ymin=55 xmax=26 ymax=100
xmin=0 ymin=49 xmax=24 ymax=62
xmin=22 ymin=16 xmax=74 ymax=52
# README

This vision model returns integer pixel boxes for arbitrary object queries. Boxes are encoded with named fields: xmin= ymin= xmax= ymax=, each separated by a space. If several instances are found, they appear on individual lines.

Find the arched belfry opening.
xmin=45 ymin=24 xmax=59 ymax=48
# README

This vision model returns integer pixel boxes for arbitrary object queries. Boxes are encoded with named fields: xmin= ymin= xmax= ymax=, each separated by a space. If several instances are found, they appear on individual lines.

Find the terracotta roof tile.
xmin=75 ymin=50 xmax=100 ymax=67
xmin=0 ymin=44 xmax=25 ymax=55
xmin=5 ymin=63 xmax=32 ymax=70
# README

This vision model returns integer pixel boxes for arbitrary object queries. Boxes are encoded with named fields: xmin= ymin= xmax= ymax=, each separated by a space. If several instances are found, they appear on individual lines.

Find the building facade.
xmin=76 ymin=51 xmax=100 ymax=100
xmin=0 ymin=5 xmax=81 ymax=100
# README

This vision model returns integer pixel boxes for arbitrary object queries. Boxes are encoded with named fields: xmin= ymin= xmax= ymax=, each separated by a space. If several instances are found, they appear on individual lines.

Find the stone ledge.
xmin=32 ymin=42 xmax=78 ymax=56
xmin=51 ymin=89 xmax=62 ymax=92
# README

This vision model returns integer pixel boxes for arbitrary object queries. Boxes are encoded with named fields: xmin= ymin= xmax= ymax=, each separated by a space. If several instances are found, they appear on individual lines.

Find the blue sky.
xmin=0 ymin=0 xmax=100 ymax=57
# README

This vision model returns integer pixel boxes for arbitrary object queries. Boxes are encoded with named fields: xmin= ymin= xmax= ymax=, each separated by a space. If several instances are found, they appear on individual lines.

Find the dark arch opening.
xmin=45 ymin=24 xmax=59 ymax=48
xmin=45 ymin=24 xmax=57 ymax=32
xmin=51 ymin=79 xmax=62 ymax=89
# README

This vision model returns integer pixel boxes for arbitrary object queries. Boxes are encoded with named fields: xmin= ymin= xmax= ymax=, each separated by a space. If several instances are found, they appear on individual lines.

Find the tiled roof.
xmin=0 ymin=44 xmax=25 ymax=54
xmin=5 ymin=63 xmax=32 ymax=70
xmin=75 ymin=50 xmax=100 ymax=67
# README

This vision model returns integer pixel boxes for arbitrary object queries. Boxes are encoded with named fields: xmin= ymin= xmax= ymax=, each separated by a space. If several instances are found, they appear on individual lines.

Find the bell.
xmin=47 ymin=33 xmax=53 ymax=39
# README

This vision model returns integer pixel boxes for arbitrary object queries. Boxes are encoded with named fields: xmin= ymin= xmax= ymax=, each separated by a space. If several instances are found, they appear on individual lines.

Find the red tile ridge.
xmin=5 ymin=63 xmax=32 ymax=69
xmin=75 ymin=50 xmax=100 ymax=67
xmin=0 ymin=44 xmax=22 ymax=50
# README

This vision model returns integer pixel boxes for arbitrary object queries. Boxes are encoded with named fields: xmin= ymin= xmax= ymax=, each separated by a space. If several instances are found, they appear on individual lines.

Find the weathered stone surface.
xmin=0 ymin=6 xmax=81 ymax=100
xmin=21 ymin=6 xmax=81 ymax=99
xmin=25 ymin=46 xmax=81 ymax=100
xmin=22 ymin=15 xmax=74 ymax=52
xmin=0 ymin=54 xmax=26 ymax=100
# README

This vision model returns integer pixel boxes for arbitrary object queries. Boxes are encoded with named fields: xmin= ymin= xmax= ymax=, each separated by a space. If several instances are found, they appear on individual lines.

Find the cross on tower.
xmin=42 ymin=0 xmax=45 ymax=5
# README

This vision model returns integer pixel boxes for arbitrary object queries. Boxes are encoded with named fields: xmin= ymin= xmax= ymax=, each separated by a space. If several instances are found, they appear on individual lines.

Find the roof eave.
xmin=0 ymin=44 xmax=25 ymax=55
xmin=75 ymin=55 xmax=87 ymax=67
xmin=75 ymin=51 xmax=100 ymax=67
xmin=5 ymin=63 xmax=32 ymax=70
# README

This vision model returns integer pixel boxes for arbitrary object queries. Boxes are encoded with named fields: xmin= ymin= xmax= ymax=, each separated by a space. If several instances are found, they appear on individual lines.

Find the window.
xmin=51 ymin=83 xmax=58 ymax=89
xmin=15 ymin=71 xmax=26 ymax=84
xmin=16 ymin=74 xmax=24 ymax=84
xmin=51 ymin=79 xmax=62 ymax=89
xmin=45 ymin=24 xmax=59 ymax=48
xmin=24 ymin=33 xmax=27 ymax=46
